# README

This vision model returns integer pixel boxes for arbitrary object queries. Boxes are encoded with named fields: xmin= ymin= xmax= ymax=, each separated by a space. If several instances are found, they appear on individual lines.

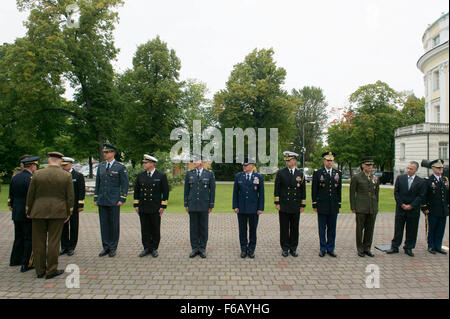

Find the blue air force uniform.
xmin=312 ymin=156 xmax=342 ymax=255
xmin=94 ymin=144 xmax=129 ymax=255
xmin=232 ymin=167 xmax=264 ymax=256
xmin=421 ymin=160 xmax=449 ymax=254
xmin=184 ymin=166 xmax=216 ymax=255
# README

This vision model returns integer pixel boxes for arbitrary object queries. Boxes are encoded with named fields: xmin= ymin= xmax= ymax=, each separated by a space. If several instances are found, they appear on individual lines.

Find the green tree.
xmin=213 ymin=48 xmax=296 ymax=178
xmin=291 ymin=86 xmax=328 ymax=164
xmin=399 ymin=94 xmax=425 ymax=126
xmin=116 ymin=36 xmax=183 ymax=165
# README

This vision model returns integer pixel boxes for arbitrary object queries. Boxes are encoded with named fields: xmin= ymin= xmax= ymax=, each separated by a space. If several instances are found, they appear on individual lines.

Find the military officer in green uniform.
xmin=312 ymin=152 xmax=342 ymax=257
xmin=350 ymin=156 xmax=380 ymax=257
xmin=184 ymin=154 xmax=216 ymax=258
xmin=26 ymin=152 xmax=74 ymax=279
xmin=421 ymin=159 xmax=449 ymax=255
xmin=274 ymin=151 xmax=306 ymax=257
xmin=94 ymin=144 xmax=129 ymax=258
xmin=134 ymin=154 xmax=169 ymax=258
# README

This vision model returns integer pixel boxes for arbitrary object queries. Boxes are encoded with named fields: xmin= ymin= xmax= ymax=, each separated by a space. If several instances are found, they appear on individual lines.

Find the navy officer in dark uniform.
xmin=134 ymin=154 xmax=169 ymax=258
xmin=8 ymin=156 xmax=39 ymax=272
xmin=94 ymin=143 xmax=129 ymax=258
xmin=274 ymin=151 xmax=306 ymax=257
xmin=60 ymin=157 xmax=85 ymax=256
xmin=422 ymin=159 xmax=449 ymax=255
xmin=184 ymin=154 xmax=216 ymax=258
xmin=312 ymin=152 xmax=342 ymax=257
xmin=232 ymin=157 xmax=264 ymax=258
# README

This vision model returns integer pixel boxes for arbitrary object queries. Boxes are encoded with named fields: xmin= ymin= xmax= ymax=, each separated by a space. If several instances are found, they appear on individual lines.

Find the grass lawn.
xmin=1 ymin=184 xmax=396 ymax=213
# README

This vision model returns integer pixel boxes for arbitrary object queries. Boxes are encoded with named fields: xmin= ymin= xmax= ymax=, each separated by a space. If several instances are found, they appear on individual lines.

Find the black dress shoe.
xmin=199 ymin=252 xmax=206 ymax=258
xmin=189 ymin=251 xmax=198 ymax=258
xmin=428 ymin=248 xmax=436 ymax=254
xmin=37 ymin=273 xmax=45 ymax=279
xmin=364 ymin=251 xmax=375 ymax=257
xmin=99 ymin=249 xmax=109 ymax=257
xmin=290 ymin=250 xmax=298 ymax=257
xmin=45 ymin=270 xmax=64 ymax=280
xmin=319 ymin=251 xmax=326 ymax=257
xmin=327 ymin=251 xmax=337 ymax=258
xmin=108 ymin=250 xmax=116 ymax=257
xmin=66 ymin=249 xmax=74 ymax=256
xmin=248 ymin=251 xmax=255 ymax=259
xmin=282 ymin=250 xmax=289 ymax=257
xmin=386 ymin=248 xmax=399 ymax=254
xmin=59 ymin=249 xmax=67 ymax=256
xmin=358 ymin=252 xmax=365 ymax=257
xmin=10 ymin=263 xmax=21 ymax=267
xmin=139 ymin=249 xmax=151 ymax=257
xmin=435 ymin=248 xmax=448 ymax=255
xmin=151 ymin=250 xmax=159 ymax=258
xmin=240 ymin=252 xmax=247 ymax=258
xmin=20 ymin=265 xmax=35 ymax=273
xmin=404 ymin=249 xmax=414 ymax=257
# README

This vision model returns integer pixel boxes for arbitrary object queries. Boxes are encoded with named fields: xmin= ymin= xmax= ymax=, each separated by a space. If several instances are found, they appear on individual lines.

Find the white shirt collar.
xmin=148 ymin=168 xmax=156 ymax=176
xmin=434 ymin=174 xmax=441 ymax=180
xmin=197 ymin=168 xmax=203 ymax=175
xmin=107 ymin=159 xmax=115 ymax=166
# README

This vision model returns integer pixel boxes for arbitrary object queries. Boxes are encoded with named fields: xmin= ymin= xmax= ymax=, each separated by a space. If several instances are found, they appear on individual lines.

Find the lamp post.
xmin=302 ymin=121 xmax=316 ymax=171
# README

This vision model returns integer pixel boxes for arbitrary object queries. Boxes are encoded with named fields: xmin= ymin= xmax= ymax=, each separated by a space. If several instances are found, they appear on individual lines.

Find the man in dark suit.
xmin=184 ymin=154 xmax=216 ymax=259
xmin=134 ymin=154 xmax=169 ymax=258
xmin=94 ymin=143 xmax=129 ymax=258
xmin=274 ymin=151 xmax=306 ymax=257
xmin=26 ymin=152 xmax=74 ymax=279
xmin=8 ymin=156 xmax=39 ymax=272
xmin=232 ymin=157 xmax=264 ymax=258
xmin=386 ymin=161 xmax=425 ymax=257
xmin=312 ymin=152 xmax=342 ymax=258
xmin=60 ymin=157 xmax=85 ymax=256
xmin=421 ymin=159 xmax=449 ymax=255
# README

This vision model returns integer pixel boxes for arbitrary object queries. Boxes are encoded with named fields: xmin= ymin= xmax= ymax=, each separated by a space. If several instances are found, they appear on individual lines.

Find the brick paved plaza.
xmin=0 ymin=211 xmax=448 ymax=299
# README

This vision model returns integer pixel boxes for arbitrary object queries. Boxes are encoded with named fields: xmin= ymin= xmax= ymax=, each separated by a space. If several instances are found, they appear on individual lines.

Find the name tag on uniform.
xmin=72 ymin=179 xmax=77 ymax=182
xmin=111 ymin=171 xmax=119 ymax=175
xmin=203 ymin=178 xmax=209 ymax=182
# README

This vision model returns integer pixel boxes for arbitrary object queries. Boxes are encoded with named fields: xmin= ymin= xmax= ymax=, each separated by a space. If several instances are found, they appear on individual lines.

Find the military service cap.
xmin=48 ymin=152 xmax=64 ymax=159
xmin=283 ymin=151 xmax=299 ymax=161
xmin=361 ymin=156 xmax=375 ymax=165
xmin=142 ymin=154 xmax=158 ymax=163
xmin=102 ymin=143 xmax=117 ymax=152
xmin=243 ymin=156 xmax=256 ymax=166
xmin=62 ymin=157 xmax=75 ymax=165
xmin=21 ymin=156 xmax=40 ymax=166
xmin=430 ymin=159 xmax=444 ymax=168
xmin=322 ymin=152 xmax=336 ymax=161
xmin=19 ymin=154 xmax=32 ymax=162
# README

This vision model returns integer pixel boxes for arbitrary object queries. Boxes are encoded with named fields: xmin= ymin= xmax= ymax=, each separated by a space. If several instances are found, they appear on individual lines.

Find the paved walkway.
xmin=0 ymin=211 xmax=448 ymax=299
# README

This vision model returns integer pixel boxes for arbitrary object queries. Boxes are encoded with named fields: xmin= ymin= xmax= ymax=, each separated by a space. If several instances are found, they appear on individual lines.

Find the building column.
xmin=426 ymin=70 xmax=432 ymax=122
xmin=439 ymin=62 xmax=448 ymax=124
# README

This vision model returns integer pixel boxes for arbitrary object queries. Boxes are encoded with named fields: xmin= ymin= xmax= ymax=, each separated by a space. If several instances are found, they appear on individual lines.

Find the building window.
xmin=434 ymin=104 xmax=441 ymax=123
xmin=432 ymin=34 xmax=440 ymax=47
xmin=439 ymin=142 xmax=448 ymax=160
xmin=433 ymin=70 xmax=440 ymax=91
xmin=400 ymin=143 xmax=406 ymax=160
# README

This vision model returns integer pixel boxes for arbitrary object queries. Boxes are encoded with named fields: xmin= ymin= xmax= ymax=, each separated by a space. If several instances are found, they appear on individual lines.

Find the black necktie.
xmin=106 ymin=163 xmax=110 ymax=171
xmin=290 ymin=169 xmax=293 ymax=175
xmin=197 ymin=170 xmax=200 ymax=178
xmin=247 ymin=174 xmax=250 ymax=181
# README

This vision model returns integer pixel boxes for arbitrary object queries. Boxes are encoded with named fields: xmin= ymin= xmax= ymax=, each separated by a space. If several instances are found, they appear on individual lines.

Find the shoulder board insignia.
xmin=314 ymin=169 xmax=318 ymax=172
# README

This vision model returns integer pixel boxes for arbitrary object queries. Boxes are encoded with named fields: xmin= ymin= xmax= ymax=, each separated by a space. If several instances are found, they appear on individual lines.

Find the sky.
xmin=1 ymin=0 xmax=449 ymax=122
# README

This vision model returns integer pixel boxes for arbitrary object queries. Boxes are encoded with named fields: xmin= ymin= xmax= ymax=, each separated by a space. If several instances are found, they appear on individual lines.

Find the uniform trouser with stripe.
xmin=355 ymin=213 xmax=377 ymax=253
xmin=426 ymin=215 xmax=447 ymax=250
xmin=10 ymin=221 xmax=33 ymax=267
xmin=61 ymin=210 xmax=79 ymax=251
xmin=139 ymin=211 xmax=161 ymax=251
xmin=318 ymin=213 xmax=338 ymax=252
xmin=237 ymin=213 xmax=259 ymax=253
xmin=391 ymin=209 xmax=420 ymax=250
xmin=98 ymin=206 xmax=120 ymax=252
xmin=189 ymin=211 xmax=209 ymax=253
xmin=32 ymin=219 xmax=65 ymax=276
xmin=279 ymin=211 xmax=300 ymax=252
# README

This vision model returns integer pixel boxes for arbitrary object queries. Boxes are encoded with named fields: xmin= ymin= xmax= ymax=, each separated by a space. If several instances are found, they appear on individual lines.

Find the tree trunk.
xmin=97 ymin=130 xmax=104 ymax=163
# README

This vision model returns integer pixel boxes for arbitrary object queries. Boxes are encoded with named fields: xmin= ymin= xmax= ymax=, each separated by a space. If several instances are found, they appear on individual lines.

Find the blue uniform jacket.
xmin=232 ymin=172 xmax=264 ymax=214
xmin=184 ymin=169 xmax=216 ymax=212
xmin=8 ymin=170 xmax=33 ymax=222
xmin=94 ymin=161 xmax=129 ymax=206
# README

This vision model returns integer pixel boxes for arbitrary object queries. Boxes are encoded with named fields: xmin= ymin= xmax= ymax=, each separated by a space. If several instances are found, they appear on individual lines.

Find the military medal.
xmin=320 ymin=175 xmax=324 ymax=182
xmin=334 ymin=173 xmax=339 ymax=182
xmin=372 ymin=176 xmax=378 ymax=183
xmin=253 ymin=177 xmax=259 ymax=185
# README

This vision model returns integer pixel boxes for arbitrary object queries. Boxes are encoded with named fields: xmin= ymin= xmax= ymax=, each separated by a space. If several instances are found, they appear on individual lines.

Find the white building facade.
xmin=394 ymin=12 xmax=449 ymax=178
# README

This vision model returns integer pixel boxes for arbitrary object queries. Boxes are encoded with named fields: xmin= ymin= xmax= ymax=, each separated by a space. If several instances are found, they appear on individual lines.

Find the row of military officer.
xmin=8 ymin=146 xmax=448 ymax=280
